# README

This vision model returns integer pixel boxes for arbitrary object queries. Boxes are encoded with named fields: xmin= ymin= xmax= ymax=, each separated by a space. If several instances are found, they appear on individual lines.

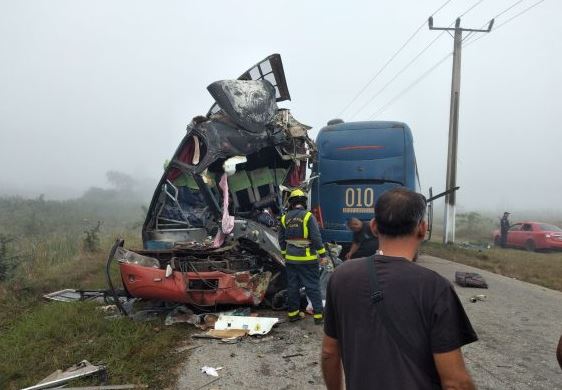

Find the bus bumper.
xmin=321 ymin=229 xmax=353 ymax=244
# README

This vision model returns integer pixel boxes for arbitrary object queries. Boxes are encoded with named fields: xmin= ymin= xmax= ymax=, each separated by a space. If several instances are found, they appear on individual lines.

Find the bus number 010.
xmin=345 ymin=188 xmax=374 ymax=208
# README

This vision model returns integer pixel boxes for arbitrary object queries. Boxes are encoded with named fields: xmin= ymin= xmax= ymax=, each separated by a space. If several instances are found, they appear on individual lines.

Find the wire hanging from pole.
xmin=349 ymin=0 xmax=488 ymax=120
xmin=336 ymin=0 xmax=455 ymax=118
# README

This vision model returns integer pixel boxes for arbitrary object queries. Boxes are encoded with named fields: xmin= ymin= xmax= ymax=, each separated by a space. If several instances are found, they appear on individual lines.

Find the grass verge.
xmin=0 ymin=231 xmax=190 ymax=389
xmin=0 ymin=302 xmax=187 ymax=389
xmin=421 ymin=241 xmax=562 ymax=291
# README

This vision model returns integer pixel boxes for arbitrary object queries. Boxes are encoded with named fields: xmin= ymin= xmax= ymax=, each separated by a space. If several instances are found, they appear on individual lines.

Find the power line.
xmin=465 ymin=0 xmax=546 ymax=48
xmin=367 ymin=0 xmax=549 ymax=126
xmin=497 ymin=0 xmax=545 ymax=27
xmin=459 ymin=0 xmax=486 ymax=18
xmin=337 ymin=0 xmax=454 ymax=117
xmin=494 ymin=0 xmax=526 ymax=19
xmin=463 ymin=0 xmax=527 ymax=44
xmin=350 ymin=0 xmax=487 ymax=120
xmin=349 ymin=31 xmax=447 ymax=119
xmin=369 ymin=53 xmax=452 ymax=119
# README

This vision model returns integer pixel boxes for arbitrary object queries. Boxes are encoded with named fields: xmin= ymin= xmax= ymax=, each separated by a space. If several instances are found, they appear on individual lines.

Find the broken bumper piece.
xmin=118 ymin=254 xmax=272 ymax=306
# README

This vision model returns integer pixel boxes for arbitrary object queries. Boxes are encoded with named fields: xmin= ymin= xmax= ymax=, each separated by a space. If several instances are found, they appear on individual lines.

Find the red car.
xmin=493 ymin=221 xmax=562 ymax=251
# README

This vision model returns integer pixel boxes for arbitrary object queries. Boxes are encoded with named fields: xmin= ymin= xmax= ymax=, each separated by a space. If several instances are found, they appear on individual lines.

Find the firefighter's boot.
xmin=288 ymin=310 xmax=305 ymax=322
xmin=313 ymin=313 xmax=324 ymax=325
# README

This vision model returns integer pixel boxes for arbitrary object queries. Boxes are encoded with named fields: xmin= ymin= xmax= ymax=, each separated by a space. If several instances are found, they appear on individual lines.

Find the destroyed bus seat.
xmin=249 ymin=167 xmax=287 ymax=201
xmin=173 ymin=173 xmax=200 ymax=190
xmin=227 ymin=171 xmax=255 ymax=211
xmin=164 ymin=174 xmax=214 ymax=228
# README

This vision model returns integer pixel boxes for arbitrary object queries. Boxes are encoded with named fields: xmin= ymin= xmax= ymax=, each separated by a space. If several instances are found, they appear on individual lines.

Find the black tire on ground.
xmin=494 ymin=236 xmax=501 ymax=246
xmin=271 ymin=289 xmax=288 ymax=311
xmin=525 ymin=240 xmax=536 ymax=252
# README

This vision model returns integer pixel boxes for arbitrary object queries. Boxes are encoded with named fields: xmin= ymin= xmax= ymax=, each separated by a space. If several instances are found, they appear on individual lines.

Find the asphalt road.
xmin=419 ymin=255 xmax=562 ymax=390
xmin=174 ymin=255 xmax=562 ymax=389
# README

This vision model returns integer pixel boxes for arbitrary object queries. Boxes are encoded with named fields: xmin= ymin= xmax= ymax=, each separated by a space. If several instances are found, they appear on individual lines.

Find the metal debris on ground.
xmin=201 ymin=366 xmax=223 ymax=377
xmin=43 ymin=289 xmax=107 ymax=302
xmin=455 ymin=271 xmax=489 ymax=288
xmin=164 ymin=305 xmax=200 ymax=326
xmin=60 ymin=386 xmax=147 ymax=390
xmin=282 ymin=353 xmax=304 ymax=359
xmin=193 ymin=329 xmax=248 ymax=341
xmin=128 ymin=307 xmax=168 ymax=322
xmin=22 ymin=360 xmax=107 ymax=390
xmin=457 ymin=242 xmax=491 ymax=251
xmin=43 ymin=289 xmax=134 ymax=315
xmin=470 ymin=294 xmax=487 ymax=303
xmin=165 ymin=306 xmax=253 ymax=328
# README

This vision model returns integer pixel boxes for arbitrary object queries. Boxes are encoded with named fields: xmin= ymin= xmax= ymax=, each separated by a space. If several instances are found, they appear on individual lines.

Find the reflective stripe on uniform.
xmin=288 ymin=310 xmax=300 ymax=317
xmin=317 ymin=247 xmax=326 ymax=255
xmin=313 ymin=313 xmax=323 ymax=319
xmin=281 ymin=214 xmax=286 ymax=228
xmin=303 ymin=211 xmax=312 ymax=238
xmin=285 ymin=253 xmax=318 ymax=261
xmin=286 ymin=239 xmax=311 ymax=247
xmin=281 ymin=250 xmax=287 ymax=255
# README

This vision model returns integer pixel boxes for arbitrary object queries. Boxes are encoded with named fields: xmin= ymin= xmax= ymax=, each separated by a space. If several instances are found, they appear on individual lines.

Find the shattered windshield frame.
xmin=207 ymin=54 xmax=291 ymax=117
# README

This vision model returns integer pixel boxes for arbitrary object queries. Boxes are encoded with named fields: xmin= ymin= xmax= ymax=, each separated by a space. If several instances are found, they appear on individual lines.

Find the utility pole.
xmin=428 ymin=17 xmax=494 ymax=244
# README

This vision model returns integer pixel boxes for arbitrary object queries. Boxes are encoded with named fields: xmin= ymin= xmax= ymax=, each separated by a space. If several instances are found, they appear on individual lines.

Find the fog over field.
xmin=1 ymin=0 xmax=560 ymax=213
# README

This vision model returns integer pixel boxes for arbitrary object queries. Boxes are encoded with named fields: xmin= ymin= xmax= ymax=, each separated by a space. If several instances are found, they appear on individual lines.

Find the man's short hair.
xmin=375 ymin=188 xmax=426 ymax=237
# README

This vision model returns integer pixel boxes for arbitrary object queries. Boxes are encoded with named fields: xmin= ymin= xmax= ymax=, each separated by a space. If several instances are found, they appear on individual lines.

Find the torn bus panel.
xmin=113 ymin=54 xmax=314 ymax=307
xmin=117 ymin=245 xmax=274 ymax=306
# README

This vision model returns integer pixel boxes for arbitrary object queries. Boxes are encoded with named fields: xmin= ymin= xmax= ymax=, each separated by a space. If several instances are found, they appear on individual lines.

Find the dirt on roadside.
xmin=174 ymin=313 xmax=325 ymax=390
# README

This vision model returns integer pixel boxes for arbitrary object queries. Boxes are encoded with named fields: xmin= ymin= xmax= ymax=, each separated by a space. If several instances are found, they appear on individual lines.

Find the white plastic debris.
xmin=201 ymin=366 xmax=223 ymax=377
xmin=214 ymin=315 xmax=279 ymax=336
xmin=223 ymin=155 xmax=247 ymax=176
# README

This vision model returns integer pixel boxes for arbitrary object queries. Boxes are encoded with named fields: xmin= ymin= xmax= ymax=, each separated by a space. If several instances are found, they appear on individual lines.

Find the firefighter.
xmin=500 ymin=211 xmax=511 ymax=248
xmin=279 ymin=189 xmax=327 ymax=325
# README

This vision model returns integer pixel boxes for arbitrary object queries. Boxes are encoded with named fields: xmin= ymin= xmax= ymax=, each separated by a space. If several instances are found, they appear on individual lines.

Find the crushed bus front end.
xmin=109 ymin=54 xmax=316 ymax=309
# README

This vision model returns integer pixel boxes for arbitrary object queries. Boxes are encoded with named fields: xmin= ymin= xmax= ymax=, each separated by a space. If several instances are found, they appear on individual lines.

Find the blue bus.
xmin=310 ymin=120 xmax=420 ymax=244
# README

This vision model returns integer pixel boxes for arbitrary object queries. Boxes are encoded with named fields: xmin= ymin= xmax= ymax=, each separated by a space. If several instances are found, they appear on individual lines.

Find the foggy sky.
xmin=0 ymin=0 xmax=560 ymax=212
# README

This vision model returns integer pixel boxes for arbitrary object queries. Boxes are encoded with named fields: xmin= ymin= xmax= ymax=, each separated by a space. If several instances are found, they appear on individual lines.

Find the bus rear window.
xmin=318 ymin=127 xmax=404 ymax=160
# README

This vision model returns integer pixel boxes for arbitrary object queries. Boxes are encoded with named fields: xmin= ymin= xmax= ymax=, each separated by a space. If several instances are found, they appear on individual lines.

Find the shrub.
xmin=82 ymin=221 xmax=102 ymax=253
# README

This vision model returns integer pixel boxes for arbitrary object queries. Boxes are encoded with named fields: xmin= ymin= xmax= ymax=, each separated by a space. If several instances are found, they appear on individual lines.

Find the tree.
xmin=106 ymin=171 xmax=136 ymax=192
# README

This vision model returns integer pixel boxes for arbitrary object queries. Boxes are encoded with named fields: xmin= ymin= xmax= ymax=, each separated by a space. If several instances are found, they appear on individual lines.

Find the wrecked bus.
xmin=107 ymin=54 xmax=316 ymax=310
xmin=310 ymin=120 xmax=420 ymax=244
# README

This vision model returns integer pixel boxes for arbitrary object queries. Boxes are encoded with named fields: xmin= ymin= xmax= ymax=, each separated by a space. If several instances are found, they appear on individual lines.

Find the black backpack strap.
xmin=367 ymin=254 xmax=384 ymax=303
xmin=367 ymin=256 xmax=439 ymax=386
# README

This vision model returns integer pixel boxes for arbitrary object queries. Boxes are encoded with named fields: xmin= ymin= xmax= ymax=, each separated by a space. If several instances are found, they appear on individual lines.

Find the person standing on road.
xmin=500 ymin=212 xmax=511 ymax=248
xmin=279 ymin=189 xmax=327 ymax=325
xmin=321 ymin=188 xmax=478 ymax=390
xmin=345 ymin=218 xmax=379 ymax=260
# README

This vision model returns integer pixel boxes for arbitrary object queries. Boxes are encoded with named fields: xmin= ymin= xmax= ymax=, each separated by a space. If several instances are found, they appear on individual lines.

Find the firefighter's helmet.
xmin=288 ymin=189 xmax=307 ymax=206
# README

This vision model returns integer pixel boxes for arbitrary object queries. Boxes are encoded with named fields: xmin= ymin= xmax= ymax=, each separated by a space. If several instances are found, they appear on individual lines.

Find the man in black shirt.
xmin=345 ymin=218 xmax=379 ymax=260
xmin=322 ymin=188 xmax=478 ymax=390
